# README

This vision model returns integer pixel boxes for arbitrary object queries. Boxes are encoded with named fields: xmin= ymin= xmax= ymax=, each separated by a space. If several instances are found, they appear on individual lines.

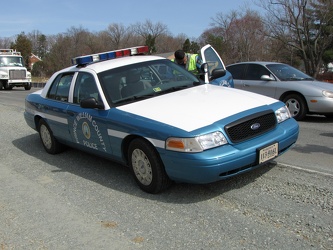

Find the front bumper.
xmin=160 ymin=118 xmax=299 ymax=184
xmin=307 ymin=96 xmax=333 ymax=114
xmin=8 ymin=79 xmax=31 ymax=86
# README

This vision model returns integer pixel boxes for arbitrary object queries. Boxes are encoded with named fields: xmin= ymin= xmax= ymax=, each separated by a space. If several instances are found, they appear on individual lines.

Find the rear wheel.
xmin=283 ymin=94 xmax=307 ymax=121
xmin=38 ymin=119 xmax=63 ymax=154
xmin=128 ymin=138 xmax=172 ymax=193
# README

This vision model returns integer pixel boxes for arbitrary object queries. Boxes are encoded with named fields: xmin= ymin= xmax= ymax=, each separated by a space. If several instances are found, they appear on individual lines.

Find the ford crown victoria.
xmin=24 ymin=46 xmax=299 ymax=193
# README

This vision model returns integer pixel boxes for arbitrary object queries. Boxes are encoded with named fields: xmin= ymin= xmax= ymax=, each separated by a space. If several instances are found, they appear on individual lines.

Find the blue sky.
xmin=1 ymin=0 xmax=258 ymax=39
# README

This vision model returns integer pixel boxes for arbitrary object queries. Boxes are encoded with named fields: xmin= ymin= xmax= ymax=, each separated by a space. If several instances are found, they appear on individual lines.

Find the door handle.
xmin=66 ymin=110 xmax=75 ymax=116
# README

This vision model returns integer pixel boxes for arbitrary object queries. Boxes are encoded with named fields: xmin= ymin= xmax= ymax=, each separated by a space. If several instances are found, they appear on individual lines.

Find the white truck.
xmin=0 ymin=49 xmax=31 ymax=90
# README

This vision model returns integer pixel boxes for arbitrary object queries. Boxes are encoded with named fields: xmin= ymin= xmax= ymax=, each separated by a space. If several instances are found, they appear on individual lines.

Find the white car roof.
xmin=85 ymin=55 xmax=165 ymax=73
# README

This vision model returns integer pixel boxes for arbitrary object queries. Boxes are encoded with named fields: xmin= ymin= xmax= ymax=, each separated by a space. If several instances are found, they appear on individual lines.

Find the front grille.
xmin=9 ymin=70 xmax=26 ymax=80
xmin=225 ymin=110 xmax=277 ymax=143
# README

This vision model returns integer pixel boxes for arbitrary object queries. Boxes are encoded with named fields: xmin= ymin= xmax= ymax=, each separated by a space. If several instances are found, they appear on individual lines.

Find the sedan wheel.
xmin=128 ymin=138 xmax=172 ymax=193
xmin=132 ymin=148 xmax=153 ymax=186
xmin=38 ymin=119 xmax=63 ymax=154
xmin=283 ymin=94 xmax=307 ymax=121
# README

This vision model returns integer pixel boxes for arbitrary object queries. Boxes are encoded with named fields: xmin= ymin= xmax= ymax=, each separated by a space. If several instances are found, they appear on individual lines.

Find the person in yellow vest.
xmin=172 ymin=50 xmax=202 ymax=76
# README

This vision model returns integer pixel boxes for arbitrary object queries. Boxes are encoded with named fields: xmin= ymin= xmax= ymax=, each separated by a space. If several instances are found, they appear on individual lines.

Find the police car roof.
xmin=85 ymin=55 xmax=165 ymax=73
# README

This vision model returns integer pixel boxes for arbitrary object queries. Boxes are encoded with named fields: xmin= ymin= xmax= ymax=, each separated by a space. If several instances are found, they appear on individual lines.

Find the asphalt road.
xmin=0 ymin=88 xmax=332 ymax=249
xmin=277 ymin=115 xmax=333 ymax=176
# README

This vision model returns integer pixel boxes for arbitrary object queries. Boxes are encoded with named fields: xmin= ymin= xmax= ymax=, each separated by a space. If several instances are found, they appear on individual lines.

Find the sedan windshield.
xmin=98 ymin=59 xmax=201 ymax=105
xmin=267 ymin=64 xmax=313 ymax=81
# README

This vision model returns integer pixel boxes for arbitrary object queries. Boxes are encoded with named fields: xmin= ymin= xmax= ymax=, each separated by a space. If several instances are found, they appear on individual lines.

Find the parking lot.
xmin=0 ymin=89 xmax=332 ymax=249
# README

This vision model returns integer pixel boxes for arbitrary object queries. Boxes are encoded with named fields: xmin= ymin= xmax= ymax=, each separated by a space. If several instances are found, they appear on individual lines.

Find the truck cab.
xmin=0 ymin=49 xmax=32 ymax=90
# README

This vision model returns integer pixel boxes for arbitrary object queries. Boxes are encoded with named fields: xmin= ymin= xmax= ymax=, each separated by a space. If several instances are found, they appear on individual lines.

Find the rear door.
xmin=42 ymin=73 xmax=73 ymax=141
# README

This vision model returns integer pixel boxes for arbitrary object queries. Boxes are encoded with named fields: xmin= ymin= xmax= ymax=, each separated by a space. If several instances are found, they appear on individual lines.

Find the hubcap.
xmin=132 ymin=149 xmax=152 ymax=185
xmin=285 ymin=98 xmax=300 ymax=117
xmin=40 ymin=125 xmax=52 ymax=150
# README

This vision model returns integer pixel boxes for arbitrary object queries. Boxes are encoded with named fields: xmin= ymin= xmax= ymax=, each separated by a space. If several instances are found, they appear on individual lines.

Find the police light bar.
xmin=71 ymin=46 xmax=149 ymax=66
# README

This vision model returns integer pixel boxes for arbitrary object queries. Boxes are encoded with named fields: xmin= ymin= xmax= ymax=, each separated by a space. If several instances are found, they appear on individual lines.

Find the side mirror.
xmin=200 ymin=63 xmax=209 ymax=83
xmin=200 ymin=63 xmax=227 ymax=83
xmin=210 ymin=68 xmax=226 ymax=80
xmin=261 ymin=75 xmax=275 ymax=81
xmin=200 ymin=63 xmax=208 ymax=74
xmin=80 ymin=97 xmax=104 ymax=109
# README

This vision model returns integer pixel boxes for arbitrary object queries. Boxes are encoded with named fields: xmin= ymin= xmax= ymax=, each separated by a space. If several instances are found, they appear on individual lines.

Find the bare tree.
xmin=43 ymin=34 xmax=73 ymax=73
xmin=27 ymin=30 xmax=48 ymax=59
xmin=259 ymin=0 xmax=333 ymax=77
xmin=105 ymin=23 xmax=132 ymax=49
xmin=0 ymin=37 xmax=14 ymax=49
xmin=132 ymin=20 xmax=169 ymax=53
xmin=203 ymin=9 xmax=268 ymax=64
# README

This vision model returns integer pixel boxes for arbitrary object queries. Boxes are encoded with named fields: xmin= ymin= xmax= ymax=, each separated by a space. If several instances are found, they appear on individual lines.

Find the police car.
xmin=24 ymin=46 xmax=299 ymax=193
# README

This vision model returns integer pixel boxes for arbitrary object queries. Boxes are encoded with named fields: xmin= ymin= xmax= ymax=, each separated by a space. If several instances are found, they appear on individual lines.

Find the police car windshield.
xmin=98 ymin=59 xmax=201 ymax=105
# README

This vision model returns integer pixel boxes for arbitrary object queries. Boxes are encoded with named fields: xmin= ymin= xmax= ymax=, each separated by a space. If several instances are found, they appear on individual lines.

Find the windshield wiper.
xmin=114 ymin=94 xmax=155 ymax=104
xmin=114 ymin=83 xmax=199 ymax=105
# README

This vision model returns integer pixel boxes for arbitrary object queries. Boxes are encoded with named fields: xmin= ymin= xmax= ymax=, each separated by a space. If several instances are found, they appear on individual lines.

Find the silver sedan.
xmin=226 ymin=62 xmax=333 ymax=120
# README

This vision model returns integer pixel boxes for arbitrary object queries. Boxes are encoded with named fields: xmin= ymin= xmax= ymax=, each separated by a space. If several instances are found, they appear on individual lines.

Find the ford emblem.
xmin=251 ymin=123 xmax=261 ymax=130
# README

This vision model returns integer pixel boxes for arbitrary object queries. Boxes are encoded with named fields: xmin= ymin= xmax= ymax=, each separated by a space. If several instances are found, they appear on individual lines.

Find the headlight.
xmin=323 ymin=90 xmax=333 ymax=98
xmin=166 ymin=131 xmax=228 ymax=152
xmin=275 ymin=106 xmax=291 ymax=123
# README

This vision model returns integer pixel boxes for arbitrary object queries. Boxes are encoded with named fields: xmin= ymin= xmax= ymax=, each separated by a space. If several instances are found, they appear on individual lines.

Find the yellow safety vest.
xmin=172 ymin=53 xmax=199 ymax=74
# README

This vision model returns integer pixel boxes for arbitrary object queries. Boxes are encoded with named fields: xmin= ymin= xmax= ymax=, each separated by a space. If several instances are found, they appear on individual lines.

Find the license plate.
xmin=258 ymin=143 xmax=278 ymax=164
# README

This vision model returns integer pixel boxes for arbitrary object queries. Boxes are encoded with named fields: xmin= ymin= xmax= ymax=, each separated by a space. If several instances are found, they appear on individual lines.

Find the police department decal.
xmin=73 ymin=112 xmax=107 ymax=152
xmin=82 ymin=122 xmax=91 ymax=139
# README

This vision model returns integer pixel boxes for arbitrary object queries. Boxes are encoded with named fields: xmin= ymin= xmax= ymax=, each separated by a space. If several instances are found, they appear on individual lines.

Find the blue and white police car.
xmin=24 ymin=46 xmax=299 ymax=193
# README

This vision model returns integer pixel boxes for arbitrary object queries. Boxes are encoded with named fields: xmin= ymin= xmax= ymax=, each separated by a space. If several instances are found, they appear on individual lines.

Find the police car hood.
xmin=117 ymin=84 xmax=277 ymax=132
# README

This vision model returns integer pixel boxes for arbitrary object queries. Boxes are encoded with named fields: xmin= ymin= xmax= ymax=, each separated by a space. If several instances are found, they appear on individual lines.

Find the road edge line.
xmin=277 ymin=162 xmax=333 ymax=178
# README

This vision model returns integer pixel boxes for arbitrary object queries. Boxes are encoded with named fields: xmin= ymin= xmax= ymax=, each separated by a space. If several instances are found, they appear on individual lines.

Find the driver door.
xmin=200 ymin=45 xmax=233 ymax=87
xmin=66 ymin=72 xmax=112 ymax=155
xmin=242 ymin=64 xmax=277 ymax=97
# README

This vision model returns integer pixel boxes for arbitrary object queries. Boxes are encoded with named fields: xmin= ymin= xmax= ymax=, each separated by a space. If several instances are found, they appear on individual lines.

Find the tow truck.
xmin=0 ymin=49 xmax=32 ymax=90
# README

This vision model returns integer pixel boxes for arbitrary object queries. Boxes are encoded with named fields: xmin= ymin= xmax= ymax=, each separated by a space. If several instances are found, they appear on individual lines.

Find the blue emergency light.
xmin=71 ymin=46 xmax=149 ymax=66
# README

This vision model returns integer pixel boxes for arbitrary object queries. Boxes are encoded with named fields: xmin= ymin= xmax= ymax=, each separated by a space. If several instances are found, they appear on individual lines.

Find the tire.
xmin=38 ymin=119 xmax=63 ymax=154
xmin=128 ymin=138 xmax=172 ymax=193
xmin=283 ymin=94 xmax=307 ymax=121
xmin=25 ymin=83 xmax=31 ymax=90
xmin=4 ymin=82 xmax=13 ymax=90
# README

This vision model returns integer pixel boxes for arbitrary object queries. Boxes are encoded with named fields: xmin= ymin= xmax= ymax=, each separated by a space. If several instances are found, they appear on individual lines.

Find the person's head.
xmin=174 ymin=50 xmax=187 ymax=65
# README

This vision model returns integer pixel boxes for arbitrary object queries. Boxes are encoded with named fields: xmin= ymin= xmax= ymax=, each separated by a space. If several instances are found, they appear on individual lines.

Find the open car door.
xmin=200 ymin=44 xmax=234 ymax=87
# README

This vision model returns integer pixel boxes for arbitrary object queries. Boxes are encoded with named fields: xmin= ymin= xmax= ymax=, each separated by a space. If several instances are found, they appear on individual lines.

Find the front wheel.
xmin=3 ymin=82 xmax=13 ymax=90
xmin=282 ymin=94 xmax=307 ymax=121
xmin=25 ymin=83 xmax=31 ymax=90
xmin=128 ymin=138 xmax=172 ymax=193
xmin=38 ymin=119 xmax=63 ymax=154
